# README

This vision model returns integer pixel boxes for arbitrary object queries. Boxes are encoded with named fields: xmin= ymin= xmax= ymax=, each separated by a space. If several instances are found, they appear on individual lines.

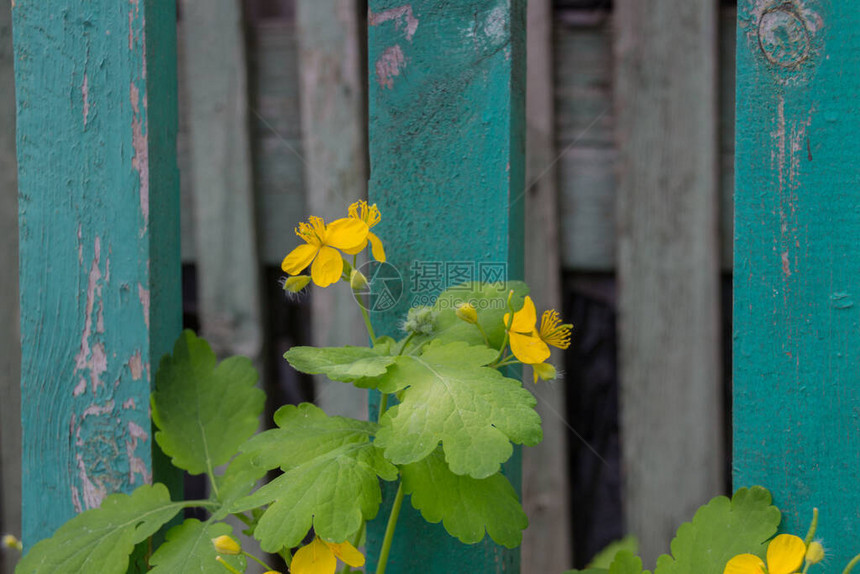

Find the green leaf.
xmin=152 ymin=330 xmax=265 ymax=476
xmin=401 ymin=448 xmax=527 ymax=547
xmin=211 ymin=453 xmax=267 ymax=521
xmin=15 ymin=484 xmax=182 ymax=574
xmin=432 ymin=281 xmax=529 ymax=348
xmin=374 ymin=341 xmax=542 ymax=478
xmin=149 ymin=519 xmax=245 ymax=573
xmin=284 ymin=345 xmax=397 ymax=383
xmin=653 ymin=486 xmax=781 ymax=574
xmin=233 ymin=404 xmax=398 ymax=552
xmin=240 ymin=403 xmax=379 ymax=471
xmin=609 ymin=551 xmax=647 ymax=574
xmin=588 ymin=536 xmax=640 ymax=569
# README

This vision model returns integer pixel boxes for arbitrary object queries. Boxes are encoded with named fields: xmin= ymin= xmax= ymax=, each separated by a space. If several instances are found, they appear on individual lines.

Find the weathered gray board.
xmin=296 ymin=0 xmax=369 ymax=420
xmin=523 ymin=1 xmax=571 ymax=572
xmin=0 ymin=1 xmax=21 ymax=572
xmin=614 ymin=0 xmax=723 ymax=566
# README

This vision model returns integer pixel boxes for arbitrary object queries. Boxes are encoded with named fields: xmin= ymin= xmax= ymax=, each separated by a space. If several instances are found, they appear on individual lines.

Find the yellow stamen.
xmin=539 ymin=310 xmax=572 ymax=350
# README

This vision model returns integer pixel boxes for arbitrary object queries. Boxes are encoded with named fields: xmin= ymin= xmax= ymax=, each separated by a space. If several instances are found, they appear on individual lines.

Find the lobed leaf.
xmin=653 ymin=486 xmax=780 ymax=574
xmin=15 ymin=484 xmax=181 ymax=574
xmin=149 ymin=519 xmax=245 ymax=573
xmin=284 ymin=345 xmax=397 ymax=384
xmin=233 ymin=404 xmax=397 ymax=552
xmin=374 ymin=341 xmax=542 ymax=478
xmin=152 ymin=330 xmax=265 ymax=476
xmin=401 ymin=448 xmax=527 ymax=547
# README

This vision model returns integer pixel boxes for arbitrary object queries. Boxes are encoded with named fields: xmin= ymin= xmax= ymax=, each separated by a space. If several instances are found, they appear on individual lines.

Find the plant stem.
xmin=845 ymin=554 xmax=860 ymax=574
xmin=359 ymin=299 xmax=377 ymax=343
xmin=803 ymin=507 xmax=819 ymax=546
xmin=378 ymin=393 xmax=389 ymax=422
xmin=398 ymin=332 xmax=416 ymax=356
xmin=242 ymin=551 xmax=275 ymax=571
xmin=475 ymin=321 xmax=491 ymax=347
xmin=376 ymin=482 xmax=405 ymax=574
xmin=278 ymin=547 xmax=293 ymax=567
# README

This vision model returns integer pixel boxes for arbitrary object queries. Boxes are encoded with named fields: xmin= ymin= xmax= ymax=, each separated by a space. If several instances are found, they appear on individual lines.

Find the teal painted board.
xmin=12 ymin=0 xmax=181 ymax=546
xmin=734 ymin=0 xmax=860 ymax=568
xmin=366 ymin=1 xmax=526 ymax=572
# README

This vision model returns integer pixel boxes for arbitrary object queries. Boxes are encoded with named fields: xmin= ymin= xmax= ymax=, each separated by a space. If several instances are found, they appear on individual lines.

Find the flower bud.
xmin=532 ymin=362 xmax=557 ymax=383
xmin=282 ymin=275 xmax=311 ymax=293
xmin=403 ymin=306 xmax=437 ymax=335
xmin=350 ymin=269 xmax=369 ymax=291
xmin=2 ymin=534 xmax=22 ymax=552
xmin=455 ymin=302 xmax=478 ymax=324
xmin=212 ymin=534 xmax=241 ymax=555
xmin=806 ymin=541 xmax=825 ymax=565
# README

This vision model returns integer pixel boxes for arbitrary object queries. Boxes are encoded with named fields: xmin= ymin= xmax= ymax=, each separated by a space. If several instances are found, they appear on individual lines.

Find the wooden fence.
xmin=4 ymin=0 xmax=858 ymax=573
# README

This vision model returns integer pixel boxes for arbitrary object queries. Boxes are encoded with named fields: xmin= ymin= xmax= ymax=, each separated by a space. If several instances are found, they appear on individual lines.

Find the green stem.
xmin=242 ymin=551 xmax=275 ymax=571
xmin=804 ymin=507 xmax=819 ymax=546
xmin=359 ymin=300 xmax=377 ymax=344
xmin=475 ymin=322 xmax=491 ymax=347
xmin=378 ymin=393 xmax=389 ymax=422
xmin=398 ymin=332 xmax=416 ymax=356
xmin=845 ymin=554 xmax=860 ymax=574
xmin=376 ymin=482 xmax=405 ymax=574
xmin=215 ymin=557 xmax=243 ymax=574
xmin=278 ymin=547 xmax=293 ymax=567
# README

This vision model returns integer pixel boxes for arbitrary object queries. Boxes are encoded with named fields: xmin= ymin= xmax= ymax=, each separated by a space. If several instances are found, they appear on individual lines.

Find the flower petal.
xmin=723 ymin=553 xmax=766 ymax=574
xmin=767 ymin=534 xmax=806 ymax=574
xmin=506 ymin=296 xmax=537 ymax=333
xmin=509 ymin=331 xmax=551 ymax=364
xmin=281 ymin=243 xmax=319 ymax=275
xmin=531 ymin=362 xmax=557 ymax=383
xmin=367 ymin=231 xmax=386 ymax=262
xmin=311 ymin=246 xmax=344 ymax=287
xmin=324 ymin=540 xmax=365 ymax=567
xmin=325 ymin=217 xmax=369 ymax=251
xmin=291 ymin=539 xmax=337 ymax=574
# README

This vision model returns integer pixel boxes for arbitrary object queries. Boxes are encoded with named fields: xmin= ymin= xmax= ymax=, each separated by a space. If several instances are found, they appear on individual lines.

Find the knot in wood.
xmin=758 ymin=4 xmax=811 ymax=68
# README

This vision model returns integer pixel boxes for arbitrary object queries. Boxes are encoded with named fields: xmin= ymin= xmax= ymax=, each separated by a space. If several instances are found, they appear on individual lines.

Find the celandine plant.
xmin=12 ymin=201 xmax=571 ymax=574
xmin=565 ymin=488 xmax=860 ymax=574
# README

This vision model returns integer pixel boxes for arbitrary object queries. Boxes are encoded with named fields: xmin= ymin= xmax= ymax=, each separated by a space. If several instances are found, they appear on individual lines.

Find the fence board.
xmin=733 ymin=0 xmax=860 ymax=568
xmin=12 ymin=0 xmax=181 ymax=545
xmin=523 ymin=1 xmax=571 ymax=572
xmin=179 ymin=0 xmax=264 ymax=366
xmin=296 ymin=0 xmax=369 ymax=420
xmin=366 ymin=1 xmax=526 ymax=571
xmin=614 ymin=0 xmax=723 ymax=564
xmin=0 ymin=1 xmax=21 ymax=571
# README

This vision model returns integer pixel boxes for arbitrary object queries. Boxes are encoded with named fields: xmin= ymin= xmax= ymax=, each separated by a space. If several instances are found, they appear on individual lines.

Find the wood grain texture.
xmin=0 ymin=2 xmax=21 ymax=572
xmin=12 ymin=0 xmax=181 ymax=546
xmin=522 ymin=0 xmax=571 ymax=572
xmin=614 ymin=0 xmax=723 ymax=564
xmin=366 ymin=1 xmax=526 ymax=571
xmin=296 ymin=0 xmax=369 ymax=420
xmin=733 ymin=0 xmax=860 ymax=568
xmin=179 ymin=0 xmax=264 ymax=365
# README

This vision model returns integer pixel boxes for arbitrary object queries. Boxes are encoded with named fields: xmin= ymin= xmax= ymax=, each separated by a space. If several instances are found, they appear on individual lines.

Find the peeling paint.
xmin=76 ymin=453 xmax=107 ymax=510
xmin=74 ymin=237 xmax=102 ymax=375
xmin=122 ymin=397 xmax=136 ymax=410
xmin=73 ymin=378 xmax=86 ymax=397
xmin=130 ymin=83 xmax=149 ymax=229
xmin=138 ymin=283 xmax=150 ymax=328
xmin=128 ymin=350 xmax=143 ymax=380
xmin=369 ymin=5 xmax=419 ymax=41
xmin=126 ymin=421 xmax=151 ymax=485
xmin=376 ymin=45 xmax=406 ymax=89
xmin=90 ymin=342 xmax=107 ymax=392
xmin=81 ymin=73 xmax=90 ymax=126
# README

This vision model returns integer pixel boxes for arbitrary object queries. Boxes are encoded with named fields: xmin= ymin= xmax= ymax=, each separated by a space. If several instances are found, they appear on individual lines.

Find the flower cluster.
xmin=281 ymin=201 xmax=385 ymax=289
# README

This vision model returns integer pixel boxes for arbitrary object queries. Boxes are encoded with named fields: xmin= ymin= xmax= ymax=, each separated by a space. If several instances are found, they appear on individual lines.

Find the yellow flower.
xmin=724 ymin=534 xmax=807 ymax=574
xmin=291 ymin=537 xmax=365 ymax=574
xmin=531 ymin=362 xmax=557 ymax=383
xmin=503 ymin=296 xmax=572 ymax=365
xmin=344 ymin=200 xmax=386 ymax=262
xmin=281 ymin=216 xmax=368 ymax=288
